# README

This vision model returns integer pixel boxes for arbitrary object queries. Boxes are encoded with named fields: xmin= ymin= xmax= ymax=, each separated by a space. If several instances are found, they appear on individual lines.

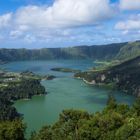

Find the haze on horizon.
xmin=0 ymin=0 xmax=140 ymax=48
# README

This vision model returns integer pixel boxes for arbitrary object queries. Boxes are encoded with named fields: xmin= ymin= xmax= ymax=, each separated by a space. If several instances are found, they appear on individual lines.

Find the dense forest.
xmin=1 ymin=92 xmax=140 ymax=139
xmin=1 ymin=79 xmax=46 ymax=100
xmin=0 ymin=72 xmax=46 ymax=139
xmin=0 ymin=41 xmax=140 ymax=63
xmin=74 ymin=56 xmax=140 ymax=97
xmin=30 ymin=96 xmax=140 ymax=140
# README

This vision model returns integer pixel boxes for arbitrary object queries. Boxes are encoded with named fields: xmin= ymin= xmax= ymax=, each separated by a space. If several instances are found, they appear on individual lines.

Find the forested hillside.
xmin=30 ymin=96 xmax=140 ymax=140
xmin=0 ymin=41 xmax=134 ymax=63
xmin=75 ymin=56 xmax=140 ymax=97
xmin=1 ymin=41 xmax=140 ymax=63
xmin=0 ymin=71 xmax=46 ymax=139
xmin=116 ymin=41 xmax=140 ymax=61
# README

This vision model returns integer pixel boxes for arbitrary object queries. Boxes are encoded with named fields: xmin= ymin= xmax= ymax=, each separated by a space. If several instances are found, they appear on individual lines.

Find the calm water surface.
xmin=1 ymin=60 xmax=136 ymax=136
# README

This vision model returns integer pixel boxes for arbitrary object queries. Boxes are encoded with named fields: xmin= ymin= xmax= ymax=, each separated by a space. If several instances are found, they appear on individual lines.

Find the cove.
xmin=1 ymin=60 xmax=136 ymax=137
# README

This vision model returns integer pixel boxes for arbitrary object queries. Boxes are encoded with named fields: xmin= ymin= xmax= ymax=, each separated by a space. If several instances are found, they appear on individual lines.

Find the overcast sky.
xmin=0 ymin=0 xmax=140 ymax=48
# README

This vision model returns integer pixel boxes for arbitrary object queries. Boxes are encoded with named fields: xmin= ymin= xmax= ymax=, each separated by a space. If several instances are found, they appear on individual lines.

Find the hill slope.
xmin=116 ymin=41 xmax=140 ymax=61
xmin=74 ymin=56 xmax=140 ymax=97
xmin=0 ymin=42 xmax=128 ymax=62
xmin=0 ymin=41 xmax=140 ymax=63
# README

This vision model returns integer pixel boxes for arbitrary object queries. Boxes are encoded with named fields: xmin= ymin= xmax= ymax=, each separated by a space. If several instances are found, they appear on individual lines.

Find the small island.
xmin=20 ymin=70 xmax=56 ymax=80
xmin=43 ymin=75 xmax=56 ymax=80
xmin=51 ymin=67 xmax=81 ymax=73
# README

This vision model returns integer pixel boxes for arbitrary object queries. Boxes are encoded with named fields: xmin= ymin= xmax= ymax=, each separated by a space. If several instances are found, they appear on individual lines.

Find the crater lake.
xmin=1 ymin=60 xmax=136 ymax=137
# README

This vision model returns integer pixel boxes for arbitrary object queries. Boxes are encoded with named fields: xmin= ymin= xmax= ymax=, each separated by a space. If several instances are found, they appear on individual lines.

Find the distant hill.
xmin=0 ymin=40 xmax=140 ymax=63
xmin=0 ymin=43 xmax=122 ymax=62
xmin=116 ymin=41 xmax=140 ymax=61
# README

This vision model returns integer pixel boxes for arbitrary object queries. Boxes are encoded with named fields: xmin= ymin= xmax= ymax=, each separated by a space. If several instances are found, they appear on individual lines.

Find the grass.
xmin=99 ymin=82 xmax=117 ymax=90
xmin=89 ymin=60 xmax=121 ymax=72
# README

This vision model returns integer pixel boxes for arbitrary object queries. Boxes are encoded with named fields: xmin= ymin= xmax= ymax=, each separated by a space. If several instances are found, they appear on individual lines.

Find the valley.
xmin=0 ymin=40 xmax=140 ymax=139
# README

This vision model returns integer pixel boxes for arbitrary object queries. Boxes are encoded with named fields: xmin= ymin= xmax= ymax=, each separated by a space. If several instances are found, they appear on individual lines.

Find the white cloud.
xmin=10 ymin=30 xmax=23 ymax=39
xmin=120 ymin=0 xmax=140 ymax=10
xmin=14 ymin=0 xmax=114 ymax=28
xmin=9 ymin=25 xmax=29 ymax=39
xmin=0 ymin=0 xmax=116 ymax=44
xmin=24 ymin=34 xmax=36 ymax=43
xmin=4 ymin=0 xmax=140 ymax=47
xmin=0 ymin=13 xmax=12 ymax=28
xmin=115 ymin=14 xmax=140 ymax=30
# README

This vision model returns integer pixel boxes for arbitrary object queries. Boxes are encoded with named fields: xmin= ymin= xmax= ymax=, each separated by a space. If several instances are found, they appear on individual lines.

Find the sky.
xmin=0 ymin=0 xmax=140 ymax=48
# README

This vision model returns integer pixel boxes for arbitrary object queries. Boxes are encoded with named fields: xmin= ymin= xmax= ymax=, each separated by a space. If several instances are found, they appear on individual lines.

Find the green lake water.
xmin=1 ymin=60 xmax=136 ymax=137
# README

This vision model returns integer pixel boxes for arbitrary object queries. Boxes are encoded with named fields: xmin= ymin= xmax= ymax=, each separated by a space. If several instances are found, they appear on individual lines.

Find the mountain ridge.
xmin=0 ymin=41 xmax=134 ymax=62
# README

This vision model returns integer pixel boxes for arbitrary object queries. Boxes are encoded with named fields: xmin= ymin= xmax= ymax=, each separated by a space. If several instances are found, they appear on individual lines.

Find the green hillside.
xmin=1 ymin=41 xmax=140 ymax=64
xmin=116 ymin=41 xmax=140 ymax=61
xmin=74 ymin=56 xmax=140 ymax=97
xmin=30 ymin=98 xmax=140 ymax=140
xmin=0 ymin=42 xmax=127 ymax=63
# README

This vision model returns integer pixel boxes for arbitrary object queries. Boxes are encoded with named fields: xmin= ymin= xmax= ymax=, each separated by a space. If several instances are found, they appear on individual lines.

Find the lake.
xmin=1 ymin=60 xmax=136 ymax=137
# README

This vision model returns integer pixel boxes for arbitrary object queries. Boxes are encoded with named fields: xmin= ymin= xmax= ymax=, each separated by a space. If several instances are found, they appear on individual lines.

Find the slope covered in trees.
xmin=116 ymin=41 xmax=140 ymax=61
xmin=30 ymin=97 xmax=140 ymax=140
xmin=0 ymin=71 xmax=46 ymax=140
xmin=0 ymin=119 xmax=26 ymax=140
xmin=1 ymin=41 xmax=140 ymax=63
xmin=0 ymin=41 xmax=140 ymax=64
xmin=74 ymin=56 xmax=140 ymax=97
xmin=0 ymin=91 xmax=25 ymax=140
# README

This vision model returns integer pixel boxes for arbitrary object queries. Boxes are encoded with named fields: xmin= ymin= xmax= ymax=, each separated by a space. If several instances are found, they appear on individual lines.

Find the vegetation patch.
xmin=30 ymin=96 xmax=140 ymax=140
xmin=51 ymin=67 xmax=81 ymax=73
xmin=74 ymin=56 xmax=140 ymax=97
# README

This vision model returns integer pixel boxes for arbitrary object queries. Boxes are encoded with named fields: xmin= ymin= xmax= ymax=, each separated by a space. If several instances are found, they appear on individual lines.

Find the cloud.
xmin=13 ymin=0 xmax=114 ymax=29
xmin=1 ymin=0 xmax=139 ymax=47
xmin=10 ymin=30 xmax=23 ymax=39
xmin=9 ymin=25 xmax=29 ymax=39
xmin=0 ymin=13 xmax=12 ymax=28
xmin=115 ymin=14 xmax=140 ymax=42
xmin=115 ymin=14 xmax=140 ymax=30
xmin=24 ymin=34 xmax=36 ymax=43
xmin=120 ymin=0 xmax=140 ymax=10
xmin=0 ymin=0 xmax=116 ymax=44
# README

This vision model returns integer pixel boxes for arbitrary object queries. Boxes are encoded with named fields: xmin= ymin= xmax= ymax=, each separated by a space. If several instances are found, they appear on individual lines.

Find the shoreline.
xmin=83 ymin=78 xmax=95 ymax=85
xmin=75 ymin=76 xmax=96 ymax=85
xmin=14 ymin=94 xmax=46 ymax=103
xmin=81 ymin=77 xmax=136 ymax=96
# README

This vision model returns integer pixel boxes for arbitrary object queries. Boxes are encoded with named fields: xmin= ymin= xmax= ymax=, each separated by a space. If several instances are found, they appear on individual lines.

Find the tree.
xmin=106 ymin=95 xmax=117 ymax=110
xmin=0 ymin=119 xmax=26 ymax=140
xmin=132 ymin=98 xmax=140 ymax=116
